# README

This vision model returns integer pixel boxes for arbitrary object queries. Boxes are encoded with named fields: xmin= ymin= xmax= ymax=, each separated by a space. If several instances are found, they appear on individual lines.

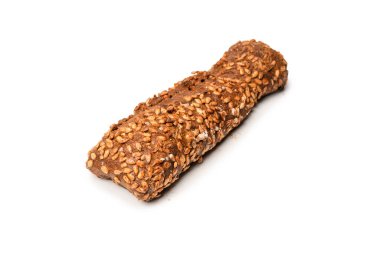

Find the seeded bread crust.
xmin=86 ymin=40 xmax=288 ymax=201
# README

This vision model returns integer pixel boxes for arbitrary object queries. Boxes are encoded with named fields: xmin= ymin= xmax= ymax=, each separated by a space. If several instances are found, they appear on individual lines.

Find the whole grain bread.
xmin=86 ymin=39 xmax=288 ymax=201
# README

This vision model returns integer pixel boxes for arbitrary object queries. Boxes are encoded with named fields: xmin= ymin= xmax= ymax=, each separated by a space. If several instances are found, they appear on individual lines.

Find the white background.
xmin=0 ymin=1 xmax=379 ymax=252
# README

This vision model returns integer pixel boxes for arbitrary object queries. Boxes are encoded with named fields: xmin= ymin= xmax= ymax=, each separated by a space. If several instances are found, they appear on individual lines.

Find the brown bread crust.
xmin=86 ymin=40 xmax=288 ymax=201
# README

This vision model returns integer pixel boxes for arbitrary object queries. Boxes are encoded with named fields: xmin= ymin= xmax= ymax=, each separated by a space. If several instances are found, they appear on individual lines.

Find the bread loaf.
xmin=86 ymin=39 xmax=288 ymax=201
